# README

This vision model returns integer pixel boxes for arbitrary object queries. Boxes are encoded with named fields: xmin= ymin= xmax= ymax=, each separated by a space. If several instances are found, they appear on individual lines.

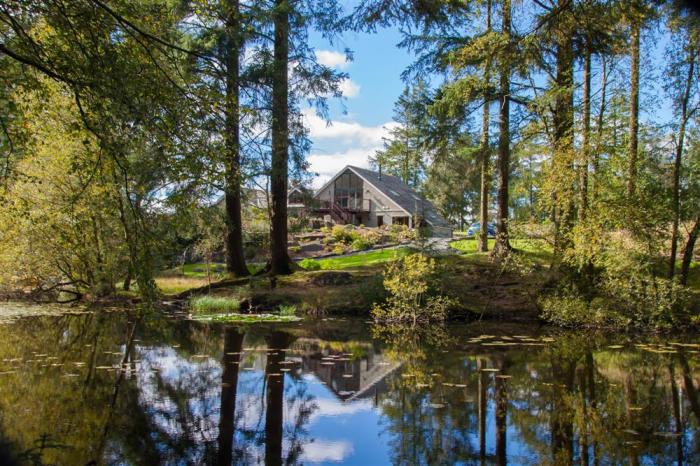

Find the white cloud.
xmin=308 ymin=149 xmax=374 ymax=188
xmin=303 ymin=109 xmax=399 ymax=189
xmin=315 ymin=50 xmax=350 ymax=70
xmin=303 ymin=109 xmax=398 ymax=146
xmin=339 ymin=78 xmax=361 ymax=98
xmin=310 ymin=398 xmax=374 ymax=419
xmin=302 ymin=440 xmax=354 ymax=463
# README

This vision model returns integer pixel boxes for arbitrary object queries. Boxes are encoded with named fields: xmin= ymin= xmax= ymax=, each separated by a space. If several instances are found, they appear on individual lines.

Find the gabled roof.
xmin=315 ymin=165 xmax=451 ymax=228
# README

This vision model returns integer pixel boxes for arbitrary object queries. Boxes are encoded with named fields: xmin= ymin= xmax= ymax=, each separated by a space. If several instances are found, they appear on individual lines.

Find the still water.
xmin=0 ymin=307 xmax=698 ymax=465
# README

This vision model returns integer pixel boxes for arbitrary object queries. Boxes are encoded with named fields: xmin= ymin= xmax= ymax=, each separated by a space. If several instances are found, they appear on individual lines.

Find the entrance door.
xmin=377 ymin=216 xmax=384 ymax=227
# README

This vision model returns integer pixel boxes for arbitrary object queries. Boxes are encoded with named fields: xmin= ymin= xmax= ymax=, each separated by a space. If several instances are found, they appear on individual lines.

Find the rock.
xmin=240 ymin=294 xmax=300 ymax=312
xmin=310 ymin=271 xmax=353 ymax=286
xmin=299 ymin=243 xmax=324 ymax=253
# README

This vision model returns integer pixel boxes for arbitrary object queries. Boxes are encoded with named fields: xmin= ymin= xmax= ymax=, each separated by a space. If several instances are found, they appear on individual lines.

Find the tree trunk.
xmin=552 ymin=0 xmax=575 ymax=258
xmin=579 ymin=37 xmax=591 ymax=221
xmin=224 ymin=0 xmax=250 ymax=277
xmin=217 ymin=327 xmax=244 ymax=466
xmin=492 ymin=0 xmax=511 ymax=257
xmin=122 ymin=266 xmax=132 ymax=292
xmin=270 ymin=0 xmax=292 ymax=275
xmin=669 ymin=48 xmax=695 ymax=279
xmin=478 ymin=359 xmax=487 ymax=464
xmin=264 ymin=331 xmax=291 ymax=466
xmin=585 ymin=351 xmax=599 ymax=466
xmin=478 ymin=0 xmax=492 ymax=253
xmin=551 ymin=355 xmax=575 ymax=466
xmin=593 ymin=56 xmax=608 ymax=202
xmin=627 ymin=19 xmax=640 ymax=198
xmin=668 ymin=363 xmax=684 ymax=466
xmin=495 ymin=359 xmax=508 ymax=466
xmin=680 ymin=213 xmax=700 ymax=286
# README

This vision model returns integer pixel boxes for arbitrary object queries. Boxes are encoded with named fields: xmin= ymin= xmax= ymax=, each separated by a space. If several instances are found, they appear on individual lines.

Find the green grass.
xmin=449 ymin=238 xmax=496 ymax=254
xmin=192 ymin=313 xmax=301 ymax=323
xmin=190 ymin=295 xmax=241 ymax=312
xmin=449 ymin=238 xmax=553 ymax=264
xmin=155 ymin=277 xmax=211 ymax=295
xmin=307 ymin=247 xmax=413 ymax=270
xmin=166 ymin=262 xmax=264 ymax=278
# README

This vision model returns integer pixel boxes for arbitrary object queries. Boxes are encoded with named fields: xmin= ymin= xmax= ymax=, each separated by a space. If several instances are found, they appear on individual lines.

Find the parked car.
xmin=466 ymin=222 xmax=496 ymax=238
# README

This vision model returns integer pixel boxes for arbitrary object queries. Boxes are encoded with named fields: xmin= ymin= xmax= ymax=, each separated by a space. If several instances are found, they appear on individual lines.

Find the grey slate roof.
xmin=346 ymin=166 xmax=451 ymax=228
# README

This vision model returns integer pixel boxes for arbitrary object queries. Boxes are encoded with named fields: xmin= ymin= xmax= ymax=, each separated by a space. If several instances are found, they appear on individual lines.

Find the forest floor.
xmin=157 ymin=239 xmax=558 ymax=321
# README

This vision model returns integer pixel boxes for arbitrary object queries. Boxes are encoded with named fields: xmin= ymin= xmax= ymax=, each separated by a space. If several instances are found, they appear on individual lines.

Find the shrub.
xmin=299 ymin=258 xmax=321 ymax=271
xmin=289 ymin=245 xmax=301 ymax=253
xmin=279 ymin=304 xmax=297 ymax=316
xmin=190 ymin=295 xmax=240 ymax=313
xmin=331 ymin=225 xmax=359 ymax=244
xmin=332 ymin=244 xmax=346 ymax=255
xmin=538 ymin=271 xmax=689 ymax=330
xmin=351 ymin=236 xmax=374 ymax=251
xmin=372 ymin=253 xmax=454 ymax=325
xmin=388 ymin=224 xmax=416 ymax=243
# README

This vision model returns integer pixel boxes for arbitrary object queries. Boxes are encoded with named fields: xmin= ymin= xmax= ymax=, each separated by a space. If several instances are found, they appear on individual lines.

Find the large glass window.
xmin=333 ymin=171 xmax=363 ymax=210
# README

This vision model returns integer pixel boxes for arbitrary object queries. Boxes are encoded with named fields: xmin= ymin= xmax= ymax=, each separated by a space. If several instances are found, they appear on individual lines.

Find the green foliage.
xmin=540 ymin=263 xmax=691 ymax=330
xmin=351 ymin=236 xmax=374 ymax=251
xmin=190 ymin=296 xmax=241 ymax=313
xmin=331 ymin=225 xmax=358 ymax=244
xmin=298 ymin=258 xmax=321 ymax=271
xmin=0 ymin=83 xmax=128 ymax=299
xmin=278 ymin=304 xmax=297 ymax=316
xmin=372 ymin=253 xmax=454 ymax=325
xmin=371 ymin=81 xmax=431 ymax=188
xmin=387 ymin=224 xmax=416 ymax=242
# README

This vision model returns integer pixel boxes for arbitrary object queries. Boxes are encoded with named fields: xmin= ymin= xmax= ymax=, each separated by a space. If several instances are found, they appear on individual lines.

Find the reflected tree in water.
xmin=217 ymin=326 xmax=244 ymax=466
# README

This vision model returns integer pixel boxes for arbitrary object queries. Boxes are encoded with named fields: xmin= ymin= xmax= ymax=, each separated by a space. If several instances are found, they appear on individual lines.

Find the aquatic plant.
xmin=191 ymin=313 xmax=301 ymax=323
xmin=278 ymin=304 xmax=297 ymax=316
xmin=190 ymin=296 xmax=240 ymax=313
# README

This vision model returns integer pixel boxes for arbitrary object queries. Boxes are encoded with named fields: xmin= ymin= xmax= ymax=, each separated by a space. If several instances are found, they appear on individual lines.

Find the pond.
xmin=0 ymin=305 xmax=698 ymax=465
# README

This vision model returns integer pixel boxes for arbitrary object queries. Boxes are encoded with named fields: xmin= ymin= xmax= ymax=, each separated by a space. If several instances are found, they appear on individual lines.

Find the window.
xmin=334 ymin=171 xmax=363 ymax=209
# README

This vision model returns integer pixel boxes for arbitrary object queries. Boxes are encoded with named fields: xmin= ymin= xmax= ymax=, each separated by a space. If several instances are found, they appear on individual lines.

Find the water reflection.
xmin=0 ymin=311 xmax=698 ymax=465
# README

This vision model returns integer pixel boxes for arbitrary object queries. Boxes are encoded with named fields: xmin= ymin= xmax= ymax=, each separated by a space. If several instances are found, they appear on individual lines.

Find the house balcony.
xmin=315 ymin=198 xmax=371 ymax=213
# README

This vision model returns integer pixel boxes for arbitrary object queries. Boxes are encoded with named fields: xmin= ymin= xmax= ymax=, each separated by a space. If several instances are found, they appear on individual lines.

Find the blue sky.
xmin=304 ymin=26 xmax=413 ymax=188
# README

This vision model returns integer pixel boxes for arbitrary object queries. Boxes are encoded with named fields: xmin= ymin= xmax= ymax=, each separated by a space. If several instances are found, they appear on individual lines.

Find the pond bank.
xmin=170 ymin=253 xmax=547 ymax=322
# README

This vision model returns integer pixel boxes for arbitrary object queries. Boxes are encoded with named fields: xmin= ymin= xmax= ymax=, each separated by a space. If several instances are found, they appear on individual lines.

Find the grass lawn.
xmin=450 ymin=238 xmax=553 ymax=265
xmin=307 ymin=247 xmax=413 ymax=270
xmin=155 ymin=277 xmax=211 ymax=295
xmin=167 ymin=262 xmax=265 ymax=278
xmin=155 ymin=262 xmax=265 ymax=296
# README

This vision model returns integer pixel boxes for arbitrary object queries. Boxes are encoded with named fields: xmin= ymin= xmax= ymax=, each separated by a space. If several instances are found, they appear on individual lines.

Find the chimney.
xmin=378 ymin=163 xmax=382 ymax=180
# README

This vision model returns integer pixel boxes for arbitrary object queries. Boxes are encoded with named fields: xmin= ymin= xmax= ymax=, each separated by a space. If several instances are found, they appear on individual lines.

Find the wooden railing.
xmin=319 ymin=198 xmax=370 ymax=212
xmin=329 ymin=202 xmax=353 ymax=224
xmin=315 ymin=198 xmax=370 ymax=224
